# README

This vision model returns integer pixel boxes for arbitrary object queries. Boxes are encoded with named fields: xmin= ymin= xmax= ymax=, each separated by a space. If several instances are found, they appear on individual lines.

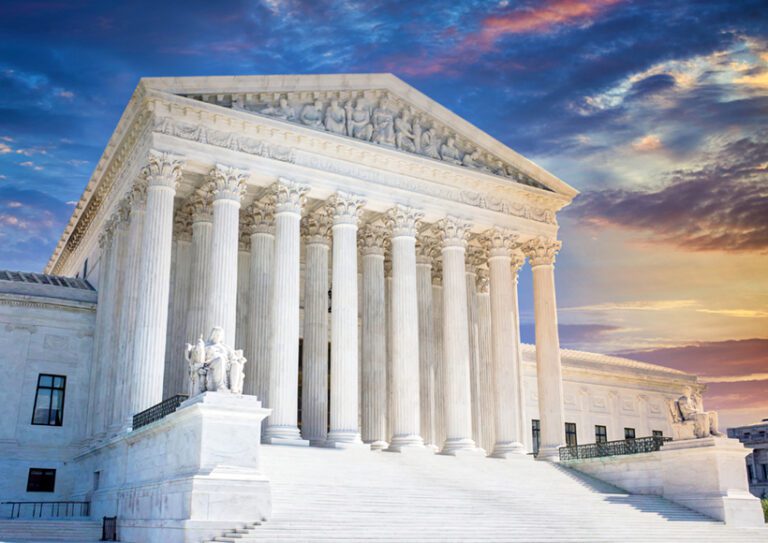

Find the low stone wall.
xmin=562 ymin=437 xmax=764 ymax=526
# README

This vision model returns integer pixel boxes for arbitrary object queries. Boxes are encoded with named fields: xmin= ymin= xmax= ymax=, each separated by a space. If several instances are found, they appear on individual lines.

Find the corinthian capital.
xmin=386 ymin=204 xmax=424 ymax=238
xmin=208 ymin=165 xmax=248 ymax=202
xmin=523 ymin=236 xmax=561 ymax=267
xmin=188 ymin=190 xmax=213 ymax=223
xmin=302 ymin=210 xmax=333 ymax=245
xmin=174 ymin=204 xmax=193 ymax=241
xmin=245 ymin=197 xmax=275 ymax=235
xmin=476 ymin=266 xmax=490 ymax=293
xmin=326 ymin=191 xmax=366 ymax=225
xmin=436 ymin=216 xmax=472 ymax=249
xmin=416 ymin=234 xmax=439 ymax=264
xmin=128 ymin=178 xmax=148 ymax=211
xmin=141 ymin=150 xmax=184 ymax=189
xmin=482 ymin=227 xmax=520 ymax=258
xmin=272 ymin=177 xmax=309 ymax=215
xmin=465 ymin=244 xmax=486 ymax=272
xmin=358 ymin=224 xmax=389 ymax=256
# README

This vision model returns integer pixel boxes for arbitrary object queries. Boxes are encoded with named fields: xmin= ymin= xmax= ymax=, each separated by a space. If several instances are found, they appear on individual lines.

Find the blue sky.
xmin=1 ymin=0 xmax=766 ymax=426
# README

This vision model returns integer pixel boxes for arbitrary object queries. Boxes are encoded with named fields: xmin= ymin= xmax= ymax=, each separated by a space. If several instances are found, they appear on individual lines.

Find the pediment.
xmin=141 ymin=75 xmax=576 ymax=197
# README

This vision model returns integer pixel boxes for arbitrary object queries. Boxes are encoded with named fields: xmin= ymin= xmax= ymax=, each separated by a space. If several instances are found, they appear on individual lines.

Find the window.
xmin=27 ymin=468 xmax=56 ymax=492
xmin=565 ymin=422 xmax=577 ymax=447
xmin=532 ymin=419 xmax=540 ymax=455
xmin=595 ymin=425 xmax=607 ymax=443
xmin=31 ymin=374 xmax=66 ymax=426
xmin=624 ymin=427 xmax=636 ymax=440
xmin=652 ymin=430 xmax=663 ymax=438
xmin=82 ymin=258 xmax=89 ymax=279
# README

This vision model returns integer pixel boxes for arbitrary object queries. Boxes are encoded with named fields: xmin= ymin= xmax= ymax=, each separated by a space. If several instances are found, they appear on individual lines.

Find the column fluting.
xmin=327 ymin=192 xmax=366 ymax=445
xmin=264 ymin=178 xmax=309 ymax=443
xmin=185 ymin=193 xmax=213 ymax=344
xmin=235 ymin=219 xmax=251 ymax=351
xmin=465 ymin=245 xmax=483 ymax=451
xmin=431 ymin=259 xmax=446 ymax=448
xmin=416 ymin=236 xmax=439 ymax=449
xmin=475 ymin=267 xmax=496 ymax=454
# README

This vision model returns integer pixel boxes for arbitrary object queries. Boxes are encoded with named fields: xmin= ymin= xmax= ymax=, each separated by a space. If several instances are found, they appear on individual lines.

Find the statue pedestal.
xmin=661 ymin=437 xmax=764 ymax=526
xmin=84 ymin=392 xmax=272 ymax=543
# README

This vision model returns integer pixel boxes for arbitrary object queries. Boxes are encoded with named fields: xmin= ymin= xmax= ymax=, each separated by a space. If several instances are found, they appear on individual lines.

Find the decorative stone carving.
xmin=272 ymin=178 xmax=309 ymax=215
xmin=346 ymin=99 xmax=373 ymax=141
xmin=188 ymin=190 xmax=213 ymax=223
xmin=436 ymin=216 xmax=472 ymax=248
xmin=523 ymin=236 xmax=562 ymax=267
xmin=185 ymin=327 xmax=246 ymax=396
xmin=431 ymin=257 xmax=443 ymax=285
xmin=326 ymin=192 xmax=366 ymax=225
xmin=299 ymin=100 xmax=324 ymax=129
xmin=482 ymin=227 xmax=520 ymax=257
xmin=439 ymin=137 xmax=462 ymax=165
xmin=476 ymin=266 xmax=490 ymax=293
xmin=372 ymin=96 xmax=396 ymax=146
xmin=416 ymin=234 xmax=439 ymax=264
xmin=302 ymin=210 xmax=334 ymax=245
xmin=174 ymin=204 xmax=194 ymax=241
xmin=141 ymin=150 xmax=184 ymax=189
xmin=465 ymin=244 xmax=486 ymax=272
xmin=245 ymin=198 xmax=275 ymax=235
xmin=208 ymin=165 xmax=249 ymax=202
xmin=324 ymin=98 xmax=347 ymax=135
xmin=385 ymin=204 xmax=423 ymax=238
xmin=668 ymin=387 xmax=723 ymax=440
xmin=259 ymin=95 xmax=296 ymax=121
xmin=358 ymin=224 xmax=389 ymax=256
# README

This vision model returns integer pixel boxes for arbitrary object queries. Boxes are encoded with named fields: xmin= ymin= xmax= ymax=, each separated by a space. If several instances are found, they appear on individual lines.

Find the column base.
xmin=387 ymin=434 xmax=427 ymax=453
xmin=440 ymin=437 xmax=479 ymax=456
xmin=326 ymin=430 xmax=364 ymax=445
xmin=324 ymin=440 xmax=371 ymax=451
xmin=490 ymin=441 xmax=528 ymax=459
xmin=535 ymin=445 xmax=562 ymax=462
xmin=263 ymin=425 xmax=308 ymax=446
xmin=366 ymin=440 xmax=389 ymax=451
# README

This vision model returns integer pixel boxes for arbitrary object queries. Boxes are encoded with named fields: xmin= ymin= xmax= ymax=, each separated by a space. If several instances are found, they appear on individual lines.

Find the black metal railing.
xmin=2 ymin=501 xmax=90 ymax=519
xmin=132 ymin=394 xmax=188 ymax=430
xmin=559 ymin=435 xmax=672 ymax=461
xmin=102 ymin=515 xmax=118 ymax=541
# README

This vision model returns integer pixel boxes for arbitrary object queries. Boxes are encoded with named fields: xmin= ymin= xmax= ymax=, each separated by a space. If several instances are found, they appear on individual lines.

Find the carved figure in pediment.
xmin=440 ymin=136 xmax=462 ymax=164
xmin=421 ymin=127 xmax=440 ymax=159
xmin=345 ymin=99 xmax=373 ymax=141
xmin=260 ymin=95 xmax=296 ymax=121
xmin=299 ymin=100 xmax=324 ymax=128
xmin=395 ymin=109 xmax=416 ymax=152
xmin=412 ymin=114 xmax=424 ymax=153
xmin=491 ymin=159 xmax=507 ymax=176
xmin=324 ymin=98 xmax=347 ymax=135
xmin=372 ymin=97 xmax=396 ymax=146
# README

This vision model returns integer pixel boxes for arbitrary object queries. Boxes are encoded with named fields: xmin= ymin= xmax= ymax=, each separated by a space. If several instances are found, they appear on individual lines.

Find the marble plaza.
xmin=0 ymin=74 xmax=764 ymax=542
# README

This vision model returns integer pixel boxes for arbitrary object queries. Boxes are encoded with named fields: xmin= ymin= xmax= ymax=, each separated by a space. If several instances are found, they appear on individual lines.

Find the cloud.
xmin=700 ymin=373 xmax=768 ymax=383
xmin=566 ymin=133 xmax=768 ymax=252
xmin=520 ymin=322 xmax=624 ymax=348
xmin=18 ymin=160 xmax=43 ymax=171
xmin=630 ymin=134 xmax=662 ymax=152
xmin=0 ymin=142 xmax=11 ymax=154
xmin=561 ymin=299 xmax=697 ymax=312
xmin=697 ymin=309 xmax=768 ymax=319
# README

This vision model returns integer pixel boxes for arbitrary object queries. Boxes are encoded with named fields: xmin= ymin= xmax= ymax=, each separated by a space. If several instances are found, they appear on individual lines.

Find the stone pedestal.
xmin=86 ymin=392 xmax=272 ymax=543
xmin=661 ymin=437 xmax=764 ymax=526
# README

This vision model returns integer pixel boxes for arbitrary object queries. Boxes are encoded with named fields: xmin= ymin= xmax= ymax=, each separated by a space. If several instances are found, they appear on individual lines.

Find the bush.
xmin=762 ymin=499 xmax=768 ymax=523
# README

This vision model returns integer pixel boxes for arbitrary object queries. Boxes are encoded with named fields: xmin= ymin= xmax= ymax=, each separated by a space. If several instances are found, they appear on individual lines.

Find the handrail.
xmin=559 ymin=435 xmax=672 ymax=461
xmin=2 ymin=501 xmax=90 ymax=519
xmin=132 ymin=394 xmax=188 ymax=430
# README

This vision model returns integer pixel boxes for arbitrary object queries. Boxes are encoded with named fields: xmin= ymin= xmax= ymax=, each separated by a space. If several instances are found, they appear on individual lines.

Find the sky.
xmin=0 ymin=0 xmax=766 ymax=429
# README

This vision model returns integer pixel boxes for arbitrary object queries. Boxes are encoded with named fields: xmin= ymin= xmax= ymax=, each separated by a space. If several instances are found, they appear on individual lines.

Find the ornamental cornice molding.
xmin=0 ymin=295 xmax=97 ymax=313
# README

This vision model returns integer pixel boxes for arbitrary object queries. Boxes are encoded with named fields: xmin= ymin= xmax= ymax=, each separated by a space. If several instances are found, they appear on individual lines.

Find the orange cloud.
xmin=631 ymin=134 xmax=663 ymax=152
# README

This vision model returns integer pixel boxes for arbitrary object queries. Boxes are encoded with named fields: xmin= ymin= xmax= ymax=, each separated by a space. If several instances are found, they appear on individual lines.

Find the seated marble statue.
xmin=668 ymin=386 xmax=723 ymax=439
xmin=324 ymin=99 xmax=347 ymax=135
xmin=440 ymin=137 xmax=462 ymax=164
xmin=372 ymin=97 xmax=396 ymax=146
xmin=184 ymin=327 xmax=247 ymax=396
xmin=394 ymin=109 xmax=416 ymax=152
xmin=420 ymin=127 xmax=441 ymax=159
xmin=300 ymin=100 xmax=324 ymax=128
xmin=345 ymin=99 xmax=373 ymax=141
xmin=260 ymin=96 xmax=296 ymax=121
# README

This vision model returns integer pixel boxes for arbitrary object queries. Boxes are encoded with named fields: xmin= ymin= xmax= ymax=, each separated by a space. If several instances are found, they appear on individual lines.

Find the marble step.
xmin=0 ymin=519 xmax=102 ymax=541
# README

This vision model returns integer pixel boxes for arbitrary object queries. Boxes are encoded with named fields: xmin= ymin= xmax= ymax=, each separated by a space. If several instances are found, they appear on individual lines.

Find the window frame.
xmin=31 ymin=374 xmax=67 ymax=427
xmin=652 ymin=430 xmax=663 ymax=438
xmin=564 ymin=422 xmax=578 ymax=447
xmin=26 ymin=468 xmax=56 ymax=493
xmin=595 ymin=425 xmax=607 ymax=444
xmin=624 ymin=427 xmax=636 ymax=440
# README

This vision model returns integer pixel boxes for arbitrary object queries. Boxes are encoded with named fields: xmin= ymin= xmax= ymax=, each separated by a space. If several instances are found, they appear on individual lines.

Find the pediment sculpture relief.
xmin=667 ymin=386 xmax=723 ymax=440
xmin=181 ymin=90 xmax=550 ymax=191
xmin=185 ymin=327 xmax=246 ymax=396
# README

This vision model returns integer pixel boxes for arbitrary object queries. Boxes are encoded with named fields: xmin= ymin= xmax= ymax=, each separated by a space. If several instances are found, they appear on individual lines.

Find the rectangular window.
xmin=595 ymin=425 xmax=607 ymax=443
xmin=532 ymin=419 xmax=540 ymax=455
xmin=31 ymin=374 xmax=66 ymax=426
xmin=26 ymin=468 xmax=56 ymax=492
xmin=565 ymin=422 xmax=578 ymax=447
xmin=652 ymin=430 xmax=663 ymax=438
xmin=624 ymin=427 xmax=636 ymax=440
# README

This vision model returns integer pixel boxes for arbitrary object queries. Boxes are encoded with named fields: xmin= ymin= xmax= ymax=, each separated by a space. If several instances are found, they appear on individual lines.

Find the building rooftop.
xmin=0 ymin=270 xmax=94 ymax=290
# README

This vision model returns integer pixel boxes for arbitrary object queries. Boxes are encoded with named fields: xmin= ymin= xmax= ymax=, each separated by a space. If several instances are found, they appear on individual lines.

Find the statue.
xmin=394 ymin=109 xmax=416 ymax=152
xmin=299 ymin=100 xmax=324 ymax=128
xmin=668 ymin=386 xmax=723 ymax=439
xmin=412 ymin=113 xmax=423 ymax=153
xmin=440 ymin=136 xmax=462 ymax=164
xmin=421 ymin=127 xmax=440 ymax=159
xmin=345 ymin=99 xmax=373 ymax=141
xmin=184 ymin=327 xmax=247 ymax=396
xmin=324 ymin=98 xmax=347 ymax=135
xmin=260 ymin=95 xmax=296 ymax=121
xmin=372 ymin=97 xmax=395 ymax=146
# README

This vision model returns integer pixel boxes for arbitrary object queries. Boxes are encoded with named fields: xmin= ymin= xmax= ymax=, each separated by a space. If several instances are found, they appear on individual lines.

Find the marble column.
xmin=114 ymin=181 xmax=146 ymax=429
xmin=431 ymin=259 xmax=446 ymax=449
xmin=436 ymin=216 xmax=477 ymax=455
xmin=301 ymin=211 xmax=332 ymax=445
xmin=360 ymin=224 xmax=389 ymax=449
xmin=163 ymin=206 xmax=193 ymax=399
xmin=264 ymin=178 xmax=309 ymax=443
xmin=206 ymin=165 xmax=248 ymax=344
xmin=385 ymin=259 xmax=394 ymax=442
xmin=465 ymin=245 xmax=484 ymax=451
xmin=130 ymin=151 xmax=184 ymax=415
xmin=243 ymin=199 xmax=274 ymax=404
xmin=327 ymin=192 xmax=366 ymax=446
xmin=185 ymin=192 xmax=213 ymax=344
xmin=235 ymin=219 xmax=251 ymax=351
xmin=475 ymin=267 xmax=496 ymax=454
xmin=484 ymin=227 xmax=526 ymax=458
xmin=385 ymin=204 xmax=425 ymax=451
xmin=524 ymin=236 xmax=565 ymax=461
xmin=416 ymin=236 xmax=438 ymax=449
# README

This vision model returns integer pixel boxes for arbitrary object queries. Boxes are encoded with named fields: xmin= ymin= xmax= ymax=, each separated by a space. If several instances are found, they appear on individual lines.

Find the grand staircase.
xmin=206 ymin=444 xmax=768 ymax=543
xmin=0 ymin=519 xmax=101 ymax=542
